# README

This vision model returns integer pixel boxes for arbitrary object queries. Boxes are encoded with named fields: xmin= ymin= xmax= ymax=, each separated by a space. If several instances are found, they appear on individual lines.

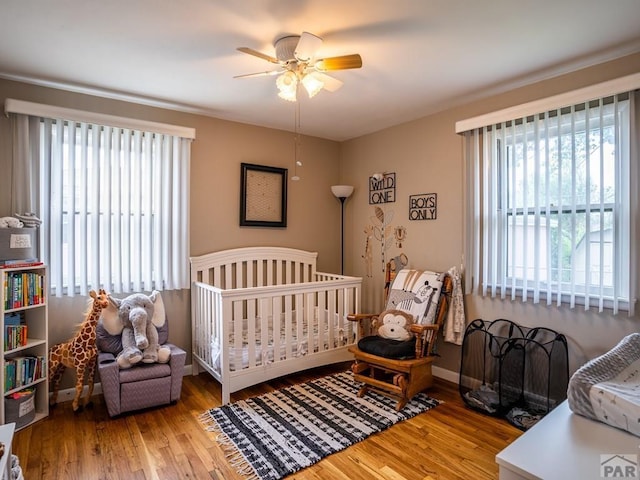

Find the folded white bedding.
xmin=568 ymin=333 xmax=640 ymax=437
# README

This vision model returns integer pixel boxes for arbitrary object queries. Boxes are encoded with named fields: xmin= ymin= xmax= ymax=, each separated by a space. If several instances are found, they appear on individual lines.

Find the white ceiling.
xmin=1 ymin=0 xmax=640 ymax=141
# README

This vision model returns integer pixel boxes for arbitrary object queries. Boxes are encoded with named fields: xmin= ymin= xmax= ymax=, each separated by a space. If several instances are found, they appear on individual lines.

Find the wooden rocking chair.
xmin=347 ymin=266 xmax=452 ymax=410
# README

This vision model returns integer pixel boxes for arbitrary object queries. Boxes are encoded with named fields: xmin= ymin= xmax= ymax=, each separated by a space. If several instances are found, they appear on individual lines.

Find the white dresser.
xmin=0 ymin=423 xmax=15 ymax=480
xmin=496 ymin=401 xmax=640 ymax=480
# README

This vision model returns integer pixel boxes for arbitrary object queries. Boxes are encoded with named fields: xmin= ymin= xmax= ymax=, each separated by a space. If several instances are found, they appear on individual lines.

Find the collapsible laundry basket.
xmin=459 ymin=318 xmax=569 ymax=429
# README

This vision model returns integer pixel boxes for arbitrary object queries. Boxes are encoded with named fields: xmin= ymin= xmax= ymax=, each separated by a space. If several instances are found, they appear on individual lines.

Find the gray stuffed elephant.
xmin=101 ymin=290 xmax=171 ymax=368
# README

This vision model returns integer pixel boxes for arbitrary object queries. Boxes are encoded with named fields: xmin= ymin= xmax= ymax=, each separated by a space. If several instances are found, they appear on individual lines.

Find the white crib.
xmin=190 ymin=246 xmax=362 ymax=404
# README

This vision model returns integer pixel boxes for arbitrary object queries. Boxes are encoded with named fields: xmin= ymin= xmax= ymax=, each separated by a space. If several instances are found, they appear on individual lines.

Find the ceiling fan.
xmin=235 ymin=32 xmax=363 ymax=101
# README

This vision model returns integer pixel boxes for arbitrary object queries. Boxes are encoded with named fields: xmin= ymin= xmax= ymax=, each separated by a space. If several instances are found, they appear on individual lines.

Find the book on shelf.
xmin=4 ymin=325 xmax=28 ymax=350
xmin=6 ymin=387 xmax=34 ymax=400
xmin=3 ymin=271 xmax=45 ymax=309
xmin=4 ymin=311 xmax=23 ymax=326
xmin=4 ymin=355 xmax=46 ymax=391
xmin=0 ymin=259 xmax=43 ymax=269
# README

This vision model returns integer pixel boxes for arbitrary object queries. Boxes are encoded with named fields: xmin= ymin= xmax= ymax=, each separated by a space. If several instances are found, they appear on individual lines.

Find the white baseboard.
xmin=53 ymin=383 xmax=104 ymax=403
xmin=433 ymin=366 xmax=459 ymax=384
xmin=52 ymin=364 xmax=455 ymax=402
xmin=51 ymin=364 xmax=195 ymax=402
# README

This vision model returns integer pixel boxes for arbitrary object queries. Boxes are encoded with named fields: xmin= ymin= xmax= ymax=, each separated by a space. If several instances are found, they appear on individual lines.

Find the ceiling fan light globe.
xmin=277 ymin=89 xmax=297 ymax=102
xmin=276 ymin=71 xmax=298 ymax=101
xmin=276 ymin=71 xmax=297 ymax=89
xmin=301 ymin=73 xmax=324 ymax=98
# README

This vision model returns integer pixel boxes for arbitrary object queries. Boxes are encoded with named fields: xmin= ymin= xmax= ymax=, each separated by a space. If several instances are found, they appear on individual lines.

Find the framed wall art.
xmin=240 ymin=163 xmax=288 ymax=227
xmin=409 ymin=193 xmax=437 ymax=220
xmin=369 ymin=172 xmax=396 ymax=204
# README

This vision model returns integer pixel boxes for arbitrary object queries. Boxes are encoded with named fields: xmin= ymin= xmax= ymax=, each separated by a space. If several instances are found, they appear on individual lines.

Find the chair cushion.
xmin=358 ymin=335 xmax=416 ymax=359
xmin=119 ymin=363 xmax=172 ymax=383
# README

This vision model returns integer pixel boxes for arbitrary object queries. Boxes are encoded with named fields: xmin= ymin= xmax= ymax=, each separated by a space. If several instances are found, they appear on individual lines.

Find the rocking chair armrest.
xmin=347 ymin=313 xmax=379 ymax=323
xmin=348 ymin=313 xmax=381 ymax=340
xmin=409 ymin=324 xmax=439 ymax=335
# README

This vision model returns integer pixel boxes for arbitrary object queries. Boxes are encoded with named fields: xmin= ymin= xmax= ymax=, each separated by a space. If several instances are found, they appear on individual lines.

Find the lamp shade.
xmin=331 ymin=185 xmax=354 ymax=199
xmin=276 ymin=71 xmax=298 ymax=102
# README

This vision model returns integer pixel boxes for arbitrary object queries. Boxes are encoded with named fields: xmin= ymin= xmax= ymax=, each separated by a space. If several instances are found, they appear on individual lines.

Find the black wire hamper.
xmin=459 ymin=318 xmax=569 ymax=430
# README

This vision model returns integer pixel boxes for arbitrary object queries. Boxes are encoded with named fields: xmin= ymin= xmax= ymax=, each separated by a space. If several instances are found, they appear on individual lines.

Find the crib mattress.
xmin=567 ymin=333 xmax=640 ymax=437
xmin=210 ymin=335 xmax=348 ymax=372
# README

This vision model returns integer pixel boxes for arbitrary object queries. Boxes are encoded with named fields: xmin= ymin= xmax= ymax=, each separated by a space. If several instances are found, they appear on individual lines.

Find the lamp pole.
xmin=331 ymin=185 xmax=354 ymax=275
xmin=338 ymin=196 xmax=347 ymax=275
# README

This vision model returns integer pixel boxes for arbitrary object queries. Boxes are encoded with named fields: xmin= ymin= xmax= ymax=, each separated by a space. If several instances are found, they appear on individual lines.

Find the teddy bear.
xmin=375 ymin=309 xmax=415 ymax=341
xmin=100 ymin=290 xmax=171 ymax=368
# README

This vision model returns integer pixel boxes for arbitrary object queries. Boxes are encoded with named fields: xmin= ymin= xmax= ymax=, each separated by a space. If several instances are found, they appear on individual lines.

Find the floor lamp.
xmin=331 ymin=185 xmax=354 ymax=275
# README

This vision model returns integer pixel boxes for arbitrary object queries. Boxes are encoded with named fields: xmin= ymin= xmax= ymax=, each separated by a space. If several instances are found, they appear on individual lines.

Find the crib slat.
xmin=233 ymin=300 xmax=243 ymax=372
xmin=266 ymin=259 xmax=273 ymax=287
xmin=284 ymin=294 xmax=293 ymax=360
xmin=272 ymin=295 xmax=282 ymax=363
xmin=295 ymin=292 xmax=304 ymax=356
xmin=259 ymin=297 xmax=270 ymax=365
xmin=256 ymin=259 xmax=264 ymax=287
xmin=316 ymin=288 xmax=324 ymax=352
xmin=305 ymin=292 xmax=314 ymax=354
xmin=247 ymin=298 xmax=256 ymax=368
xmin=327 ymin=288 xmax=336 ymax=348
xmin=226 ymin=264 xmax=233 ymax=290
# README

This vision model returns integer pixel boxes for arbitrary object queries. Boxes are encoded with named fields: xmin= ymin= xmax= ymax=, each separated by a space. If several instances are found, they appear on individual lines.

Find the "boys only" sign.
xmin=409 ymin=193 xmax=437 ymax=220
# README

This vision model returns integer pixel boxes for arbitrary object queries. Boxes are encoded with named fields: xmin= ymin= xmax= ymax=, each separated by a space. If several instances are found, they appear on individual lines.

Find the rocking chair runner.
xmin=347 ymin=267 xmax=452 ymax=410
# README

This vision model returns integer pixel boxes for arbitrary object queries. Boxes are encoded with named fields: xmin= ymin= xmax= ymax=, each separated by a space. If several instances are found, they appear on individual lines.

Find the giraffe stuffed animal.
xmin=48 ymin=289 xmax=110 ymax=412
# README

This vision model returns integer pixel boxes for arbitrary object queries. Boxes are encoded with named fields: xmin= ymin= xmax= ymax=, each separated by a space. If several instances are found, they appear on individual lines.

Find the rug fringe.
xmin=199 ymin=411 xmax=222 ymax=432
xmin=199 ymin=411 xmax=259 ymax=480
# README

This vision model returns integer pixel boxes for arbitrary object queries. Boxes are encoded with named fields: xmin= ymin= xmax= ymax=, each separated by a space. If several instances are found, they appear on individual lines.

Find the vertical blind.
xmin=462 ymin=93 xmax=636 ymax=314
xmin=9 ymin=106 xmax=193 ymax=297
xmin=41 ymin=119 xmax=191 ymax=296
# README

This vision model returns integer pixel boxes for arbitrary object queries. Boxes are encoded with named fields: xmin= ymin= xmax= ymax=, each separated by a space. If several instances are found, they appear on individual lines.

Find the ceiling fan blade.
xmin=237 ymin=47 xmax=279 ymax=64
xmin=294 ymin=32 xmax=323 ymax=62
xmin=315 ymin=73 xmax=343 ymax=92
xmin=234 ymin=69 xmax=282 ymax=79
xmin=314 ymin=54 xmax=363 ymax=71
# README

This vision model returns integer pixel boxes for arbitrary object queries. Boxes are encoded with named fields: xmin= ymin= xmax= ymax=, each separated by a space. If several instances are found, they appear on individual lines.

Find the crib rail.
xmin=191 ymin=246 xmax=318 ymax=289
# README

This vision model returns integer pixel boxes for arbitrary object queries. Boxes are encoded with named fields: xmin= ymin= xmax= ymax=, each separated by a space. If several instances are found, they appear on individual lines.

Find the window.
xmin=464 ymin=93 xmax=636 ymax=313
xmin=37 ymin=119 xmax=191 ymax=296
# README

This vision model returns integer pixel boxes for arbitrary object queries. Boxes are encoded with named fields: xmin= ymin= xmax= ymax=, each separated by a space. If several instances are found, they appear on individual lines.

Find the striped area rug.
xmin=200 ymin=371 xmax=440 ymax=480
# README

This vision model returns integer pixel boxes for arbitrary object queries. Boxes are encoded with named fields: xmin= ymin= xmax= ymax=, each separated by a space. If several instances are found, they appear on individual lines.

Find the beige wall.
xmin=1 ymin=51 xmax=638 ymax=391
xmin=340 ymin=52 xmax=640 ymax=376
xmin=0 ymin=78 xmax=342 ymax=389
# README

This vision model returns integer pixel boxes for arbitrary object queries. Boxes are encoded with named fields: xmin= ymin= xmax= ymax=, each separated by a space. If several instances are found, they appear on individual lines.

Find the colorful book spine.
xmin=3 ymin=355 xmax=46 ymax=391
xmin=4 ymin=325 xmax=28 ymax=350
xmin=3 ymin=271 xmax=45 ymax=309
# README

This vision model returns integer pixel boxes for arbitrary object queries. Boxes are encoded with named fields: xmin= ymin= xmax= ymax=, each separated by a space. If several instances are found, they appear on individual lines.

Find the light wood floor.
xmin=13 ymin=363 xmax=522 ymax=479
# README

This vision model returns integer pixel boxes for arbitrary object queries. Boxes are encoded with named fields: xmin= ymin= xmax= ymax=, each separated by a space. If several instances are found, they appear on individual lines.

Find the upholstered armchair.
xmin=96 ymin=320 xmax=186 ymax=417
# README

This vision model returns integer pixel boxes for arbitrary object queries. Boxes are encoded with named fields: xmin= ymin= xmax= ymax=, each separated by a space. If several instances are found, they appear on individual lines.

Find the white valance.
xmin=5 ymin=98 xmax=196 ymax=139
xmin=455 ymin=72 xmax=640 ymax=133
